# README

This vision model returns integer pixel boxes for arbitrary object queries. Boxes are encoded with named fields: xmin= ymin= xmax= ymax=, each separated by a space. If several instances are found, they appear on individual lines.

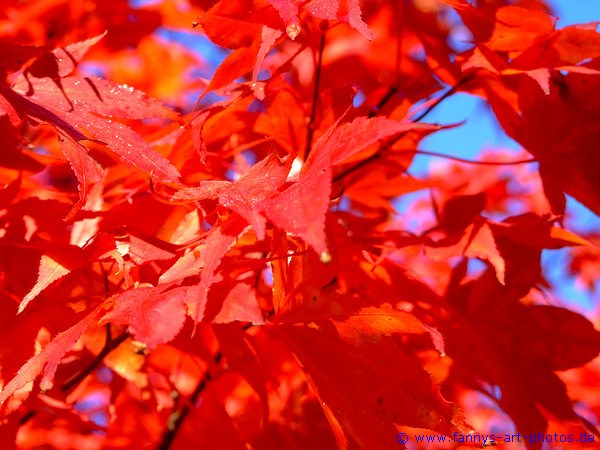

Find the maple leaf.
xmin=0 ymin=33 xmax=181 ymax=220
xmin=159 ymin=215 xmax=250 ymax=323
xmin=102 ymin=286 xmax=187 ymax=349
xmin=19 ymin=254 xmax=73 ymax=314
xmin=26 ymin=31 xmax=108 ymax=80
xmin=273 ymin=303 xmax=471 ymax=448
xmin=444 ymin=275 xmax=600 ymax=444
xmin=173 ymin=153 xmax=291 ymax=240
xmin=210 ymin=282 xmax=264 ymax=324
xmin=307 ymin=0 xmax=373 ymax=40
xmin=427 ymin=221 xmax=506 ymax=285
xmin=57 ymin=135 xmax=104 ymax=220
xmin=0 ymin=306 xmax=104 ymax=405
xmin=264 ymin=117 xmax=430 ymax=254
xmin=0 ymin=41 xmax=45 ymax=78
xmin=268 ymin=0 xmax=300 ymax=38
xmin=9 ymin=76 xmax=180 ymax=180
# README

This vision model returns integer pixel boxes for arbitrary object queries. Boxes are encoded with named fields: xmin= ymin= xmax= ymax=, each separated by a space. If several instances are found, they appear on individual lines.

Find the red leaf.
xmin=307 ymin=116 xmax=429 ymax=168
xmin=0 ymin=42 xmax=44 ymax=76
xmin=122 ymin=233 xmax=177 ymax=266
xmin=264 ymin=117 xmax=426 ymax=254
xmin=27 ymin=32 xmax=107 ymax=80
xmin=212 ymin=282 xmax=264 ymax=324
xmin=485 ymin=6 xmax=555 ymax=54
xmin=251 ymin=26 xmax=282 ymax=99
xmin=19 ymin=255 xmax=72 ymax=314
xmin=170 ymin=389 xmax=247 ymax=450
xmin=199 ymin=0 xmax=266 ymax=49
xmin=13 ymin=76 xmax=176 ymax=120
xmin=9 ymin=75 xmax=181 ymax=183
xmin=268 ymin=0 xmax=299 ymax=24
xmin=0 ymin=115 xmax=44 ymax=172
xmin=345 ymin=0 xmax=373 ymax=41
xmin=203 ymin=46 xmax=258 ymax=93
xmin=263 ymin=151 xmax=331 ymax=255
xmin=438 ymin=193 xmax=487 ymax=233
xmin=57 ymin=135 xmax=104 ymax=220
xmin=0 ymin=306 xmax=103 ymax=405
xmin=306 ymin=0 xmax=373 ymax=40
xmin=103 ymin=286 xmax=186 ymax=349
xmin=18 ymin=243 xmax=87 ymax=313
xmin=159 ymin=216 xmax=250 ymax=322
xmin=174 ymin=154 xmax=291 ymax=239
xmin=218 ymin=154 xmax=292 ymax=239
xmin=273 ymin=309 xmax=469 ymax=448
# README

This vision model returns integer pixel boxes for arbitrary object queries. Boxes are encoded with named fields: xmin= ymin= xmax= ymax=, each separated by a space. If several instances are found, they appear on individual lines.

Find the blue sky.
xmin=414 ymin=0 xmax=600 ymax=313
xmin=550 ymin=0 xmax=600 ymax=26
xmin=413 ymin=0 xmax=600 ymax=176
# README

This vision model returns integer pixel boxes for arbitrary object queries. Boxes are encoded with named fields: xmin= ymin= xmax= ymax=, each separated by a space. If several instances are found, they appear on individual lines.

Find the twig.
xmin=157 ymin=352 xmax=223 ymax=450
xmin=19 ymin=324 xmax=129 ymax=426
xmin=368 ymin=86 xmax=398 ymax=118
xmin=157 ymin=306 xmax=276 ymax=449
xmin=410 ymin=75 xmax=473 ymax=123
xmin=304 ymin=33 xmax=326 ymax=160
xmin=333 ymin=76 xmax=473 ymax=182
xmin=61 ymin=326 xmax=130 ymax=392
xmin=401 ymin=149 xmax=536 ymax=166
xmin=333 ymin=148 xmax=535 ymax=183
xmin=367 ymin=2 xmax=403 ymax=118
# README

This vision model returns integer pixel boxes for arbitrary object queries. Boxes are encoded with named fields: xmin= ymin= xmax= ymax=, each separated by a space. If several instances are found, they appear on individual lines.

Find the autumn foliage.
xmin=1 ymin=0 xmax=600 ymax=448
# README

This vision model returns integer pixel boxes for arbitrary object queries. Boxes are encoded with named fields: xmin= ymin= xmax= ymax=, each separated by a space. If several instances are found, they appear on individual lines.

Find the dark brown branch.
xmin=61 ymin=326 xmax=130 ymax=392
xmin=367 ymin=2 xmax=403 ymax=118
xmin=333 ymin=76 xmax=473 ymax=183
xmin=304 ymin=32 xmax=326 ymax=160
xmin=157 ymin=307 xmax=275 ymax=449
xmin=411 ymin=75 xmax=473 ymax=123
xmin=368 ymin=85 xmax=398 ymax=118
xmin=20 ymin=324 xmax=129 ymax=427
xmin=157 ymin=352 xmax=223 ymax=450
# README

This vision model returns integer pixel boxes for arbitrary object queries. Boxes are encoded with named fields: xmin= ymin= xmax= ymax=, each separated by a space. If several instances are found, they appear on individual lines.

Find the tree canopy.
xmin=0 ymin=0 xmax=599 ymax=448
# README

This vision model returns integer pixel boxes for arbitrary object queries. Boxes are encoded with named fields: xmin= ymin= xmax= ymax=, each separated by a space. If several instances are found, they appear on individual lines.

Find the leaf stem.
xmin=304 ymin=33 xmax=326 ymax=160
xmin=333 ymin=148 xmax=536 ymax=183
xmin=406 ymin=149 xmax=537 ymax=166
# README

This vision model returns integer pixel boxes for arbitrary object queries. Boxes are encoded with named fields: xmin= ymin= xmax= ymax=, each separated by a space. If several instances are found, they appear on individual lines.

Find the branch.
xmin=333 ymin=76 xmax=474 ymax=182
xmin=410 ymin=77 xmax=471 ymax=122
xmin=157 ymin=306 xmax=275 ymax=449
xmin=157 ymin=352 xmax=223 ymax=450
xmin=333 ymin=148 xmax=535 ymax=183
xmin=304 ymin=32 xmax=326 ymax=160
xmin=368 ymin=85 xmax=398 ymax=118
xmin=367 ymin=2 xmax=403 ymax=118
xmin=61 ymin=326 xmax=130 ymax=392
xmin=20 ymin=324 xmax=129 ymax=427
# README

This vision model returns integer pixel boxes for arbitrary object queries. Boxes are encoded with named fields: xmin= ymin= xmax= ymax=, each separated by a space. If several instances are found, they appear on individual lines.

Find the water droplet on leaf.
xmin=251 ymin=82 xmax=265 ymax=100
xmin=320 ymin=251 xmax=332 ymax=264
xmin=286 ymin=22 xmax=301 ymax=41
